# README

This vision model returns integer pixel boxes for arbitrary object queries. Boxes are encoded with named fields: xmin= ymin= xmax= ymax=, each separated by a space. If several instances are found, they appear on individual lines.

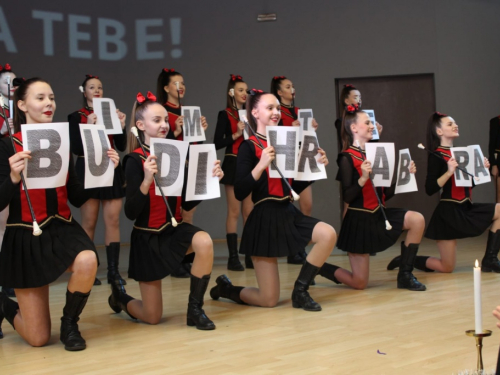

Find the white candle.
xmin=474 ymin=259 xmax=483 ymax=333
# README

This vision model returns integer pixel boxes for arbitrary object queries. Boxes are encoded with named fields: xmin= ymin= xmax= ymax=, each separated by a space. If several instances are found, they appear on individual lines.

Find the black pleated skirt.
xmin=337 ymin=207 xmax=406 ymax=254
xmin=239 ymin=200 xmax=320 ymax=257
xmin=128 ymin=223 xmax=201 ymax=282
xmin=0 ymin=219 xmax=98 ymax=288
xmin=220 ymin=155 xmax=237 ymax=185
xmin=425 ymin=200 xmax=495 ymax=240
xmin=75 ymin=157 xmax=126 ymax=200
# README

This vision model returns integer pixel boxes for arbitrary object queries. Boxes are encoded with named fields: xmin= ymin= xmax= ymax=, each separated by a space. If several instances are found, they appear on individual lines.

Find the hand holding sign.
xmin=266 ymin=126 xmax=299 ymax=179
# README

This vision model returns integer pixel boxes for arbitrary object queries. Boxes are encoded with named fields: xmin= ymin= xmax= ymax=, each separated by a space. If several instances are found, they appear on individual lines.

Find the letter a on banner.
xmin=79 ymin=124 xmax=114 ymax=189
xmin=185 ymin=144 xmax=220 ymax=201
xmin=150 ymin=138 xmax=189 ymax=196
xmin=21 ymin=123 xmax=70 ymax=189
xmin=365 ymin=142 xmax=395 ymax=187
xmin=182 ymin=106 xmax=206 ymax=143
xmin=266 ymin=126 xmax=299 ymax=178
xmin=395 ymin=148 xmax=418 ymax=194
xmin=296 ymin=131 xmax=327 ymax=181
xmin=451 ymin=147 xmax=473 ymax=187
xmin=469 ymin=145 xmax=491 ymax=185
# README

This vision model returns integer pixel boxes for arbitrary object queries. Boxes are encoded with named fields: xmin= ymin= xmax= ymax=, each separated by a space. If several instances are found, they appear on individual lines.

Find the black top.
xmin=488 ymin=116 xmax=500 ymax=168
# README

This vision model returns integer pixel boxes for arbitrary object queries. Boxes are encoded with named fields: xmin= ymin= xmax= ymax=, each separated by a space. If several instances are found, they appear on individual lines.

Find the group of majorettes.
xmin=0 ymin=67 xmax=499 ymax=352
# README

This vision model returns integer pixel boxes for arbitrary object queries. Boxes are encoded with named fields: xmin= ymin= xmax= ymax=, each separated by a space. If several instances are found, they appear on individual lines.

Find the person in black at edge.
xmin=108 ymin=93 xmax=223 ymax=330
xmin=210 ymin=89 xmax=336 ymax=311
xmin=214 ymin=74 xmax=254 ymax=271
xmin=0 ymin=78 xmax=120 ymax=349
xmin=488 ymin=112 xmax=500 ymax=203
xmin=68 ymin=74 xmax=128 ymax=286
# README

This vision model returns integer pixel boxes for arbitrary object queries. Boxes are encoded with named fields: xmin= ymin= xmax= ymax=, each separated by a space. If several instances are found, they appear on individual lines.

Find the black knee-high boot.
xmin=60 ymin=290 xmax=90 ymax=351
xmin=106 ymin=242 xmax=127 ymax=285
xmin=481 ymin=230 xmax=500 ymax=273
xmin=318 ymin=263 xmax=342 ymax=284
xmin=287 ymin=250 xmax=307 ymax=265
xmin=210 ymin=275 xmax=246 ymax=304
xmin=108 ymin=280 xmax=136 ymax=319
xmin=291 ymin=262 xmax=322 ymax=311
xmin=187 ymin=274 xmax=215 ymax=330
xmin=226 ymin=233 xmax=244 ymax=271
xmin=387 ymin=255 xmax=434 ymax=272
xmin=397 ymin=242 xmax=426 ymax=291
xmin=0 ymin=291 xmax=19 ymax=339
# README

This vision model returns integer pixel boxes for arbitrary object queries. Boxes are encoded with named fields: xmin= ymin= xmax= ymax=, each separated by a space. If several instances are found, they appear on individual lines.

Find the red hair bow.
xmin=1 ymin=64 xmax=12 ymax=72
xmin=249 ymin=89 xmax=263 ymax=96
xmin=163 ymin=68 xmax=175 ymax=73
xmin=230 ymin=74 xmax=242 ymax=81
xmin=435 ymin=111 xmax=447 ymax=117
xmin=344 ymin=84 xmax=355 ymax=88
xmin=346 ymin=104 xmax=359 ymax=113
xmin=86 ymin=74 xmax=99 ymax=79
xmin=273 ymin=75 xmax=286 ymax=80
xmin=137 ymin=91 xmax=157 ymax=104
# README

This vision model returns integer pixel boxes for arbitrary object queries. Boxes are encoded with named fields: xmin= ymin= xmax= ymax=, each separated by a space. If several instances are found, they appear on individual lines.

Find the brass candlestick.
xmin=465 ymin=329 xmax=492 ymax=371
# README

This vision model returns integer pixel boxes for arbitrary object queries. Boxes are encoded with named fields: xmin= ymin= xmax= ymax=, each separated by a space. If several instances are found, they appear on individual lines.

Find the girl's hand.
xmin=87 ymin=113 xmax=98 ymax=124
xmin=291 ymin=119 xmax=300 ymax=127
xmin=259 ymin=146 xmax=275 ymax=169
xmin=9 ymin=150 xmax=31 ymax=184
xmin=447 ymin=157 xmax=458 ymax=175
xmin=174 ymin=116 xmax=184 ymax=137
xmin=409 ymin=160 xmax=417 ymax=174
xmin=143 ymin=155 xmax=158 ymax=185
xmin=317 ymin=147 xmax=328 ymax=166
xmin=212 ymin=160 xmax=224 ymax=181
xmin=312 ymin=118 xmax=319 ymax=131
xmin=376 ymin=122 xmax=383 ymax=135
xmin=484 ymin=157 xmax=490 ymax=170
xmin=235 ymin=121 xmax=245 ymax=137
xmin=107 ymin=149 xmax=120 ymax=168
xmin=117 ymin=109 xmax=126 ymax=129
xmin=201 ymin=116 xmax=208 ymax=132
xmin=360 ymin=160 xmax=372 ymax=179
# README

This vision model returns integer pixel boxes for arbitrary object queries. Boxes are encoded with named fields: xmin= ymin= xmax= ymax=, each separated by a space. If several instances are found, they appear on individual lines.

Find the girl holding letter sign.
xmin=108 ymin=93 xmax=223 ymax=330
xmin=0 ymin=78 xmax=120 ymax=350
xmin=210 ymin=90 xmax=336 ymax=311
xmin=68 ymin=74 xmax=128 ymax=287
xmin=214 ymin=74 xmax=253 ymax=271
xmin=270 ymin=75 xmax=318 ymax=264
xmin=388 ymin=112 xmax=500 ymax=273
xmin=322 ymin=105 xmax=426 ymax=291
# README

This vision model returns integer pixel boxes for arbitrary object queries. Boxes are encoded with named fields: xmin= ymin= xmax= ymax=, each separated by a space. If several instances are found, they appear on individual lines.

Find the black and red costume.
xmin=488 ymin=115 xmax=500 ymax=169
xmin=336 ymin=146 xmax=406 ymax=253
xmin=279 ymin=103 xmax=298 ymax=126
xmin=68 ymin=106 xmax=126 ymax=200
xmin=0 ymin=102 xmax=10 ymax=138
xmin=164 ymin=102 xmax=183 ymax=141
xmin=123 ymin=144 xmax=202 ymax=282
xmin=214 ymin=107 xmax=244 ymax=185
xmin=235 ymin=133 xmax=317 ymax=257
xmin=425 ymin=146 xmax=494 ymax=240
xmin=0 ymin=132 xmax=96 ymax=288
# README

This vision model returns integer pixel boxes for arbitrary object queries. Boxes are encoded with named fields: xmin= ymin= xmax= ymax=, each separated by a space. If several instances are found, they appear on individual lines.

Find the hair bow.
xmin=346 ymin=104 xmax=359 ymax=113
xmin=163 ymin=68 xmax=175 ymax=73
xmin=0 ymin=64 xmax=12 ymax=72
xmin=137 ymin=91 xmax=157 ymax=104
xmin=231 ymin=74 xmax=243 ymax=81
xmin=273 ymin=76 xmax=286 ymax=80
xmin=435 ymin=111 xmax=447 ymax=117
xmin=86 ymin=74 xmax=99 ymax=79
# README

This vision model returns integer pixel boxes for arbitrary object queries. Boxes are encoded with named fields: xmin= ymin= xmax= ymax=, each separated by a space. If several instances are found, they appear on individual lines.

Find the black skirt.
xmin=220 ymin=155 xmax=237 ymax=185
xmin=337 ymin=207 xmax=406 ymax=254
xmin=425 ymin=200 xmax=495 ymax=240
xmin=75 ymin=157 xmax=126 ymax=200
xmin=128 ymin=222 xmax=200 ymax=282
xmin=0 ymin=219 xmax=98 ymax=288
xmin=239 ymin=200 xmax=320 ymax=257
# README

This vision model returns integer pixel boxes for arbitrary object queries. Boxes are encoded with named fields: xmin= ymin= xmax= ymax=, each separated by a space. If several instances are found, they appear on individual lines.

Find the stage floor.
xmin=1 ymin=234 xmax=498 ymax=374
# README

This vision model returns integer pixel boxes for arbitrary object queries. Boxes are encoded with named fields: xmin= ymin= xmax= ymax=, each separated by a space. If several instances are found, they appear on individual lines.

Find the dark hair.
xmin=156 ymin=68 xmax=182 ymax=105
xmin=128 ymin=100 xmax=165 ymax=153
xmin=270 ymin=76 xmax=287 ymax=101
xmin=245 ymin=89 xmax=268 ymax=134
xmin=340 ymin=105 xmax=365 ymax=152
xmin=226 ymin=74 xmax=245 ymax=109
xmin=339 ymin=84 xmax=359 ymax=111
xmin=13 ymin=77 xmax=50 ymax=133
xmin=426 ymin=112 xmax=448 ymax=151
xmin=80 ymin=74 xmax=101 ymax=107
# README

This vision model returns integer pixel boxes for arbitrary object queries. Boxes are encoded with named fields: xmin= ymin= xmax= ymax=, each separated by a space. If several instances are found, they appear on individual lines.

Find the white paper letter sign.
xmin=296 ymin=131 xmax=327 ymax=181
xmin=468 ymin=145 xmax=491 ymax=185
xmin=238 ymin=109 xmax=249 ymax=140
xmin=451 ymin=147 xmax=473 ymax=187
xmin=186 ymin=144 xmax=220 ymax=201
xmin=182 ymin=106 xmax=206 ymax=143
xmin=92 ymin=98 xmax=123 ymax=135
xmin=395 ymin=148 xmax=418 ymax=194
xmin=21 ymin=123 xmax=69 ymax=189
xmin=365 ymin=142 xmax=394 ymax=187
xmin=297 ymin=109 xmax=313 ymax=141
xmin=150 ymin=138 xmax=189 ymax=196
xmin=266 ymin=126 xmax=299 ymax=179
xmin=79 ymin=124 xmax=114 ymax=189
xmin=363 ymin=109 xmax=379 ymax=140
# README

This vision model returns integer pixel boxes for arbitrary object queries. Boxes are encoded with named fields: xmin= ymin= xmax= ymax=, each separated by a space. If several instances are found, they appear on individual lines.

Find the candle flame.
xmin=475 ymin=259 xmax=479 ymax=268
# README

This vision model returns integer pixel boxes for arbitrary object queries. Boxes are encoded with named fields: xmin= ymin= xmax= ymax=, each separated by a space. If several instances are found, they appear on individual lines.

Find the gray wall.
xmin=2 ymin=0 xmax=499 ymax=244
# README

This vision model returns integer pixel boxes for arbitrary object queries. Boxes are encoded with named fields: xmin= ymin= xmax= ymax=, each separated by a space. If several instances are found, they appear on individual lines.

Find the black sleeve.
xmin=383 ymin=183 xmax=396 ymax=201
xmin=489 ymin=117 xmax=499 ymax=168
xmin=425 ymin=152 xmax=445 ymax=196
xmin=234 ymin=141 xmax=258 ymax=201
xmin=0 ymin=140 xmax=18 ymax=211
xmin=337 ymin=153 xmax=363 ymax=204
xmin=66 ymin=154 xmax=93 ymax=207
xmin=113 ymin=127 xmax=128 ymax=152
xmin=68 ymin=112 xmax=84 ymax=155
xmin=214 ymin=111 xmax=235 ymax=150
xmin=124 ymin=154 xmax=148 ymax=220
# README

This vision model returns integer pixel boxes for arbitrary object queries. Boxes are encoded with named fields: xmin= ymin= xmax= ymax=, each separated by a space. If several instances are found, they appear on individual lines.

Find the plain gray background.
xmin=2 ymin=0 xmax=499 ymax=245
